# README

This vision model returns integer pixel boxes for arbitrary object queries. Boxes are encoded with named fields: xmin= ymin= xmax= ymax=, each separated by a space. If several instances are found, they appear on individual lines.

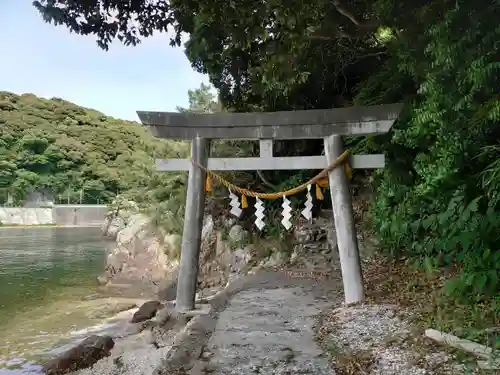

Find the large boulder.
xmin=98 ymin=214 xmax=176 ymax=298
xmin=100 ymin=211 xmax=259 ymax=300
xmin=228 ymin=224 xmax=247 ymax=244
xmin=43 ymin=335 xmax=114 ymax=374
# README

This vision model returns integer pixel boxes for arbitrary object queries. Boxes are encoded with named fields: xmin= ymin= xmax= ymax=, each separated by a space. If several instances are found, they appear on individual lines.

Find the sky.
xmin=0 ymin=1 xmax=209 ymax=121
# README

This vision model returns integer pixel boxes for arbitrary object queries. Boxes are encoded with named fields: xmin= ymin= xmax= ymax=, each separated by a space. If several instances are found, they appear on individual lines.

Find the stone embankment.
xmin=0 ymin=205 xmax=106 ymax=227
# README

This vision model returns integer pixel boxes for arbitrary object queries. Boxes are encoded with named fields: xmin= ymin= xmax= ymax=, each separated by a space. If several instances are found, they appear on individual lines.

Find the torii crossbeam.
xmin=137 ymin=103 xmax=403 ymax=312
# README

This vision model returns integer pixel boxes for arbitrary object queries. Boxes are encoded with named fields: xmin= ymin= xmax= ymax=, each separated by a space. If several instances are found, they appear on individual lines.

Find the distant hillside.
xmin=0 ymin=92 xmax=188 ymax=205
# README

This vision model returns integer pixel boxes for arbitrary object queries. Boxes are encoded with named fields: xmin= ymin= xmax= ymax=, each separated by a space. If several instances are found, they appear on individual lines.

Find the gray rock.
xmin=229 ymin=247 xmax=252 ymax=273
xmin=102 ymin=216 xmax=126 ymax=239
xmin=262 ymin=251 xmax=286 ymax=268
xmin=224 ymin=217 xmax=236 ymax=228
xmin=163 ymin=234 xmax=181 ymax=259
xmin=43 ymin=335 xmax=114 ymax=375
xmin=157 ymin=271 xmax=178 ymax=301
xmin=228 ymin=225 xmax=246 ymax=243
xmin=115 ymin=214 xmax=151 ymax=247
xmin=96 ymin=275 xmax=108 ymax=286
xmin=99 ymin=213 xmax=174 ymax=297
xmin=153 ymin=305 xmax=175 ymax=326
xmin=131 ymin=301 xmax=163 ymax=323
xmin=202 ymin=215 xmax=214 ymax=239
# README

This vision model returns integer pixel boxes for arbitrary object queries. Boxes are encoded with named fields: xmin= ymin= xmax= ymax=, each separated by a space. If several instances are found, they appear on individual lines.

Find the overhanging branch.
xmin=309 ymin=28 xmax=374 ymax=40
xmin=305 ymin=0 xmax=381 ymax=41
xmin=256 ymin=170 xmax=277 ymax=189
xmin=331 ymin=0 xmax=379 ymax=29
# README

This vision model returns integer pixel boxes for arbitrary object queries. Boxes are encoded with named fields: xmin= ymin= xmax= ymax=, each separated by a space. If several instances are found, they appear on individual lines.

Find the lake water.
xmin=0 ymin=227 xmax=110 ymax=374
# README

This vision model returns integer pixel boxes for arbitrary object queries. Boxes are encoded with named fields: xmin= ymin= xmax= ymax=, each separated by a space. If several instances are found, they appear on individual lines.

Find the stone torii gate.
xmin=137 ymin=104 xmax=403 ymax=312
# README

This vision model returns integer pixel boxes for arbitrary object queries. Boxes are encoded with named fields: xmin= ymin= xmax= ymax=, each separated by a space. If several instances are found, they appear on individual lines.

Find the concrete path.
xmin=186 ymin=271 xmax=342 ymax=375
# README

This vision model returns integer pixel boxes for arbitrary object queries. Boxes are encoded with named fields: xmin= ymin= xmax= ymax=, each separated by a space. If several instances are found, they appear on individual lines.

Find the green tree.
xmin=176 ymin=83 xmax=222 ymax=113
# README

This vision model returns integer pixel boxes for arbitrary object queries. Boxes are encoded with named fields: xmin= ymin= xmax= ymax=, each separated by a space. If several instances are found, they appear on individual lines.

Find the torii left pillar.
xmin=175 ymin=137 xmax=210 ymax=312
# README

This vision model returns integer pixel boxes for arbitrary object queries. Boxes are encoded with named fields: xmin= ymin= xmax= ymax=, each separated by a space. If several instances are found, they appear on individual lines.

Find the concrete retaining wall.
xmin=0 ymin=205 xmax=107 ymax=227
xmin=52 ymin=205 xmax=108 ymax=227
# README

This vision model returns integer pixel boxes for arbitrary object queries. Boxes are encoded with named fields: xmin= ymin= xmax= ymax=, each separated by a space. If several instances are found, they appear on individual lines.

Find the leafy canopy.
xmin=33 ymin=0 xmax=394 ymax=110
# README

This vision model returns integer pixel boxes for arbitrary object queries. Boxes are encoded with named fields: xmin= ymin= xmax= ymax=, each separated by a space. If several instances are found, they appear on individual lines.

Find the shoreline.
xmin=0 ymin=295 xmax=146 ymax=373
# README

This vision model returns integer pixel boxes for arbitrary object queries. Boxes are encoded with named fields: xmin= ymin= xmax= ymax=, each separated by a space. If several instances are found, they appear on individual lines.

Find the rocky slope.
xmin=97 ymin=201 xmax=368 ymax=302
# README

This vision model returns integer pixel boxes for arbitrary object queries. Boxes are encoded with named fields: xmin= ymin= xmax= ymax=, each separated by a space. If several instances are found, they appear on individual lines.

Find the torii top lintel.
xmin=136 ymin=103 xmax=403 ymax=140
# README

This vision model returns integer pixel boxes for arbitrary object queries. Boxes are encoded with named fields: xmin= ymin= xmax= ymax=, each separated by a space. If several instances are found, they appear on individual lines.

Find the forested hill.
xmin=0 ymin=92 xmax=187 ymax=205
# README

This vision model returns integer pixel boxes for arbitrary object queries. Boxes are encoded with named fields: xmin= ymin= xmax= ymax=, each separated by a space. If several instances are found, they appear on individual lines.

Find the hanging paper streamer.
xmin=281 ymin=196 xmax=292 ymax=230
xmin=254 ymin=197 xmax=265 ymax=230
xmin=205 ymin=175 xmax=213 ymax=192
xmin=315 ymin=184 xmax=324 ymax=200
xmin=229 ymin=190 xmax=242 ymax=217
xmin=301 ymin=184 xmax=313 ymax=220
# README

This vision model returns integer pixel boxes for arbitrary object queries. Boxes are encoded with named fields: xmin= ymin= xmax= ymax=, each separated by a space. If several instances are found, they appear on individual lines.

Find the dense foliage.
xmin=33 ymin=0 xmax=500 ymax=330
xmin=364 ymin=3 xmax=500 ymax=302
xmin=0 ymin=92 xmax=188 ymax=205
xmin=176 ymin=83 xmax=222 ymax=113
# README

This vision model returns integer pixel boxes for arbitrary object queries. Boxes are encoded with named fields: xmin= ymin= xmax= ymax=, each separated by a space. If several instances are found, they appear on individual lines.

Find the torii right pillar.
xmin=324 ymin=134 xmax=364 ymax=304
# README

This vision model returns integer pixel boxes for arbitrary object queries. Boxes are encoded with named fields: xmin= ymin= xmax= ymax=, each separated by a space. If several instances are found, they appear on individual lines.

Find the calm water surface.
xmin=0 ymin=227 xmax=109 ymax=374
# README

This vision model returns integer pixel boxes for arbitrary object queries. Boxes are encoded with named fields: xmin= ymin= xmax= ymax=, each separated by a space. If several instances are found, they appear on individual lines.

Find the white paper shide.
xmin=254 ymin=197 xmax=265 ymax=230
xmin=229 ymin=190 xmax=242 ymax=217
xmin=281 ymin=196 xmax=292 ymax=230
xmin=301 ymin=184 xmax=313 ymax=220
